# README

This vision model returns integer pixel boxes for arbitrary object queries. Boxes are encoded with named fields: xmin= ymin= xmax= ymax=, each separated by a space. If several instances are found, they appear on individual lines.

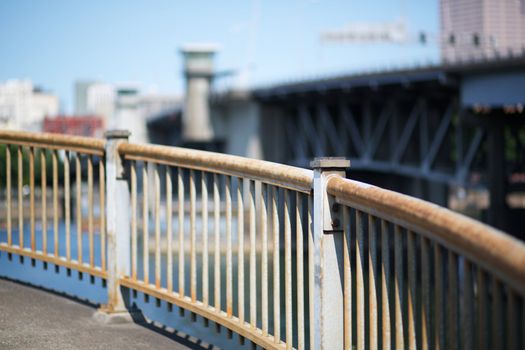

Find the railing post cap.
xmin=310 ymin=157 xmax=350 ymax=170
xmin=104 ymin=130 xmax=131 ymax=140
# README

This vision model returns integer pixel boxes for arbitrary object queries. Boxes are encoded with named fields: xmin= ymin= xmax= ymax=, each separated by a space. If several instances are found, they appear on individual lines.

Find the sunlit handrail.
xmin=0 ymin=130 xmax=107 ymax=279
xmin=118 ymin=142 xmax=313 ymax=193
xmin=0 ymin=130 xmax=106 ymax=155
xmin=327 ymin=175 xmax=525 ymax=292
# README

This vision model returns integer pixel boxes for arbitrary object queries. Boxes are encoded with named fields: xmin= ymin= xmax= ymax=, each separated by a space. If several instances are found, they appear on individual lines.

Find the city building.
xmin=441 ymin=0 xmax=525 ymax=61
xmin=0 ymin=79 xmax=59 ymax=131
xmin=74 ymin=80 xmax=180 ymax=143
xmin=74 ymin=80 xmax=115 ymax=126
xmin=74 ymin=80 xmax=95 ymax=115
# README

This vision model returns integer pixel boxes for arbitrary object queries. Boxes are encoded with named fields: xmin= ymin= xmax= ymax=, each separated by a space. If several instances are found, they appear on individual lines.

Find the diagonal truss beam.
xmin=298 ymin=104 xmax=323 ymax=157
xmin=421 ymin=102 xmax=455 ymax=172
xmin=456 ymin=129 xmax=484 ymax=185
xmin=339 ymin=102 xmax=365 ymax=156
xmin=363 ymin=101 xmax=394 ymax=161
xmin=392 ymin=99 xmax=424 ymax=164
xmin=318 ymin=104 xmax=345 ymax=155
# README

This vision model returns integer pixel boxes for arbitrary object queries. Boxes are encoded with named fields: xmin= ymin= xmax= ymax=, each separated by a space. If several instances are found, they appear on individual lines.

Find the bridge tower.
xmin=180 ymin=44 xmax=218 ymax=144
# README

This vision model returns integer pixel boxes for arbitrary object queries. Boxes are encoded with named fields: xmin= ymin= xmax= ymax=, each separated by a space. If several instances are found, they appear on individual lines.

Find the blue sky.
xmin=0 ymin=0 xmax=439 ymax=113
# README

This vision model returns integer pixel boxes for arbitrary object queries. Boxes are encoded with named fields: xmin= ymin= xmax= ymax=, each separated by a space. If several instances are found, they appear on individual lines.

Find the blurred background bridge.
xmin=149 ymin=52 xmax=525 ymax=239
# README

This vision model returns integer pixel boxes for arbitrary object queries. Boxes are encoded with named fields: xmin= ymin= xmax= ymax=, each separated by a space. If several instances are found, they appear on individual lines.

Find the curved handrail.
xmin=0 ymin=130 xmax=106 ymax=155
xmin=119 ymin=142 xmax=313 ymax=193
xmin=0 ymin=130 xmax=107 ymax=281
xmin=2 ymin=130 xmax=524 ymax=349
xmin=327 ymin=175 xmax=525 ymax=293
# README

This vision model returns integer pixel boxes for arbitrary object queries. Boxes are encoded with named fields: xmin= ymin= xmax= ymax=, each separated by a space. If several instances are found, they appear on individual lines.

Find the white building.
xmin=74 ymin=79 xmax=181 ymax=144
xmin=86 ymin=82 xmax=115 ymax=126
xmin=0 ymin=80 xmax=59 ymax=131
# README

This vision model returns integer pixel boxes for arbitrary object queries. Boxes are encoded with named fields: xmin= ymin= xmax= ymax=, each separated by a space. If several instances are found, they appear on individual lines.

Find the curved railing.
xmin=1 ymin=130 xmax=524 ymax=350
xmin=327 ymin=176 xmax=525 ymax=350
xmin=0 ymin=130 xmax=107 ymax=279
xmin=117 ymin=141 xmax=314 ymax=349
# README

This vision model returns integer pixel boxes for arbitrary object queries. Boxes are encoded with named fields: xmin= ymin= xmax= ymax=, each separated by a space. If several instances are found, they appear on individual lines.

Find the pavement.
xmin=0 ymin=278 xmax=212 ymax=350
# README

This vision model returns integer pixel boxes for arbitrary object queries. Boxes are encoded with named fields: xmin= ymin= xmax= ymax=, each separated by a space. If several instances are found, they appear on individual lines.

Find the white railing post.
xmin=98 ymin=130 xmax=132 ymax=320
xmin=311 ymin=157 xmax=350 ymax=349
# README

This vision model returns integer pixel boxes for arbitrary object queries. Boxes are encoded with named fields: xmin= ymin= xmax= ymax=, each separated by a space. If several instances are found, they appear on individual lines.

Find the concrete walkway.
xmin=0 ymin=278 xmax=211 ymax=350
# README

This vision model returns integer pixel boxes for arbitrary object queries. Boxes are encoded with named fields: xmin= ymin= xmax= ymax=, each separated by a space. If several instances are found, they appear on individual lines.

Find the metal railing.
xmin=0 ymin=130 xmax=107 ymax=278
xmin=1 ymin=129 xmax=524 ymax=350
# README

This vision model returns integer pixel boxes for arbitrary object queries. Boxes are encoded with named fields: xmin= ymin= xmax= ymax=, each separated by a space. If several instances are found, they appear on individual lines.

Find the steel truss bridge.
xmin=254 ymin=56 xmax=525 ymax=237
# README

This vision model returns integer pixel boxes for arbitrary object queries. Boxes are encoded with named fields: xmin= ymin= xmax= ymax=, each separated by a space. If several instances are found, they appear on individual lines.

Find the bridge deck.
xmin=0 ymin=278 xmax=208 ymax=350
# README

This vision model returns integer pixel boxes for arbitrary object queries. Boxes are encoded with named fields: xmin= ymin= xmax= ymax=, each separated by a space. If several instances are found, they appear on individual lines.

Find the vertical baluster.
xmin=166 ymin=167 xmax=173 ymax=292
xmin=64 ymin=151 xmax=71 ymax=260
xmin=88 ymin=155 xmax=94 ymax=267
xmin=381 ymin=220 xmax=391 ymax=350
xmin=272 ymin=186 xmax=280 ymax=344
xmin=448 ymin=251 xmax=459 ymax=350
xmin=213 ymin=173 xmax=221 ymax=311
xmin=284 ymin=190 xmax=292 ymax=349
xmin=226 ymin=175 xmax=232 ymax=317
xmin=394 ymin=225 xmax=404 ymax=349
xmin=143 ymin=164 xmax=149 ymax=284
xmin=237 ymin=178 xmax=245 ymax=323
xmin=476 ymin=268 xmax=488 ymax=350
xmin=17 ymin=146 xmax=23 ymax=248
xmin=296 ymin=192 xmax=304 ymax=350
xmin=492 ymin=278 xmax=503 ymax=350
xmin=75 ymin=153 xmax=82 ymax=263
xmin=130 ymin=161 xmax=137 ymax=280
xmin=434 ymin=243 xmax=444 ymax=350
xmin=190 ymin=170 xmax=196 ymax=302
xmin=261 ymin=183 xmax=269 ymax=335
xmin=202 ymin=172 xmax=208 ymax=306
xmin=249 ymin=181 xmax=256 ymax=328
xmin=407 ymin=230 xmax=416 ymax=350
xmin=369 ymin=215 xmax=379 ymax=350
xmin=178 ymin=168 xmax=185 ymax=297
xmin=40 ymin=150 xmax=47 ymax=254
xmin=308 ymin=196 xmax=314 ymax=349
xmin=343 ymin=207 xmax=352 ymax=350
xmin=461 ymin=260 xmax=474 ymax=350
xmin=52 ymin=150 xmax=58 ymax=257
xmin=520 ymin=295 xmax=525 ymax=349
xmin=421 ymin=236 xmax=431 ymax=350
xmin=507 ymin=290 xmax=517 ymax=350
xmin=99 ymin=158 xmax=105 ymax=271
xmin=154 ymin=166 xmax=161 ymax=289
xmin=29 ymin=147 xmax=35 ymax=251
xmin=6 ymin=145 xmax=11 ymax=246
xmin=356 ymin=210 xmax=365 ymax=350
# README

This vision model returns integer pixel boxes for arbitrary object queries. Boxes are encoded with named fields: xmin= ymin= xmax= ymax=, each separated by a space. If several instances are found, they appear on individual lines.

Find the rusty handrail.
xmin=2 ymin=130 xmax=525 ymax=349
xmin=327 ymin=174 xmax=525 ymax=293
xmin=0 ymin=129 xmax=106 ymax=155
xmin=118 ymin=142 xmax=313 ymax=193
xmin=0 ymin=130 xmax=107 ymax=284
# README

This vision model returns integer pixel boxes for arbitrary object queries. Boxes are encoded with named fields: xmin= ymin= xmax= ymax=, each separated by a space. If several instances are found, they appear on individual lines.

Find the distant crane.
xmin=320 ymin=17 xmax=435 ymax=46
